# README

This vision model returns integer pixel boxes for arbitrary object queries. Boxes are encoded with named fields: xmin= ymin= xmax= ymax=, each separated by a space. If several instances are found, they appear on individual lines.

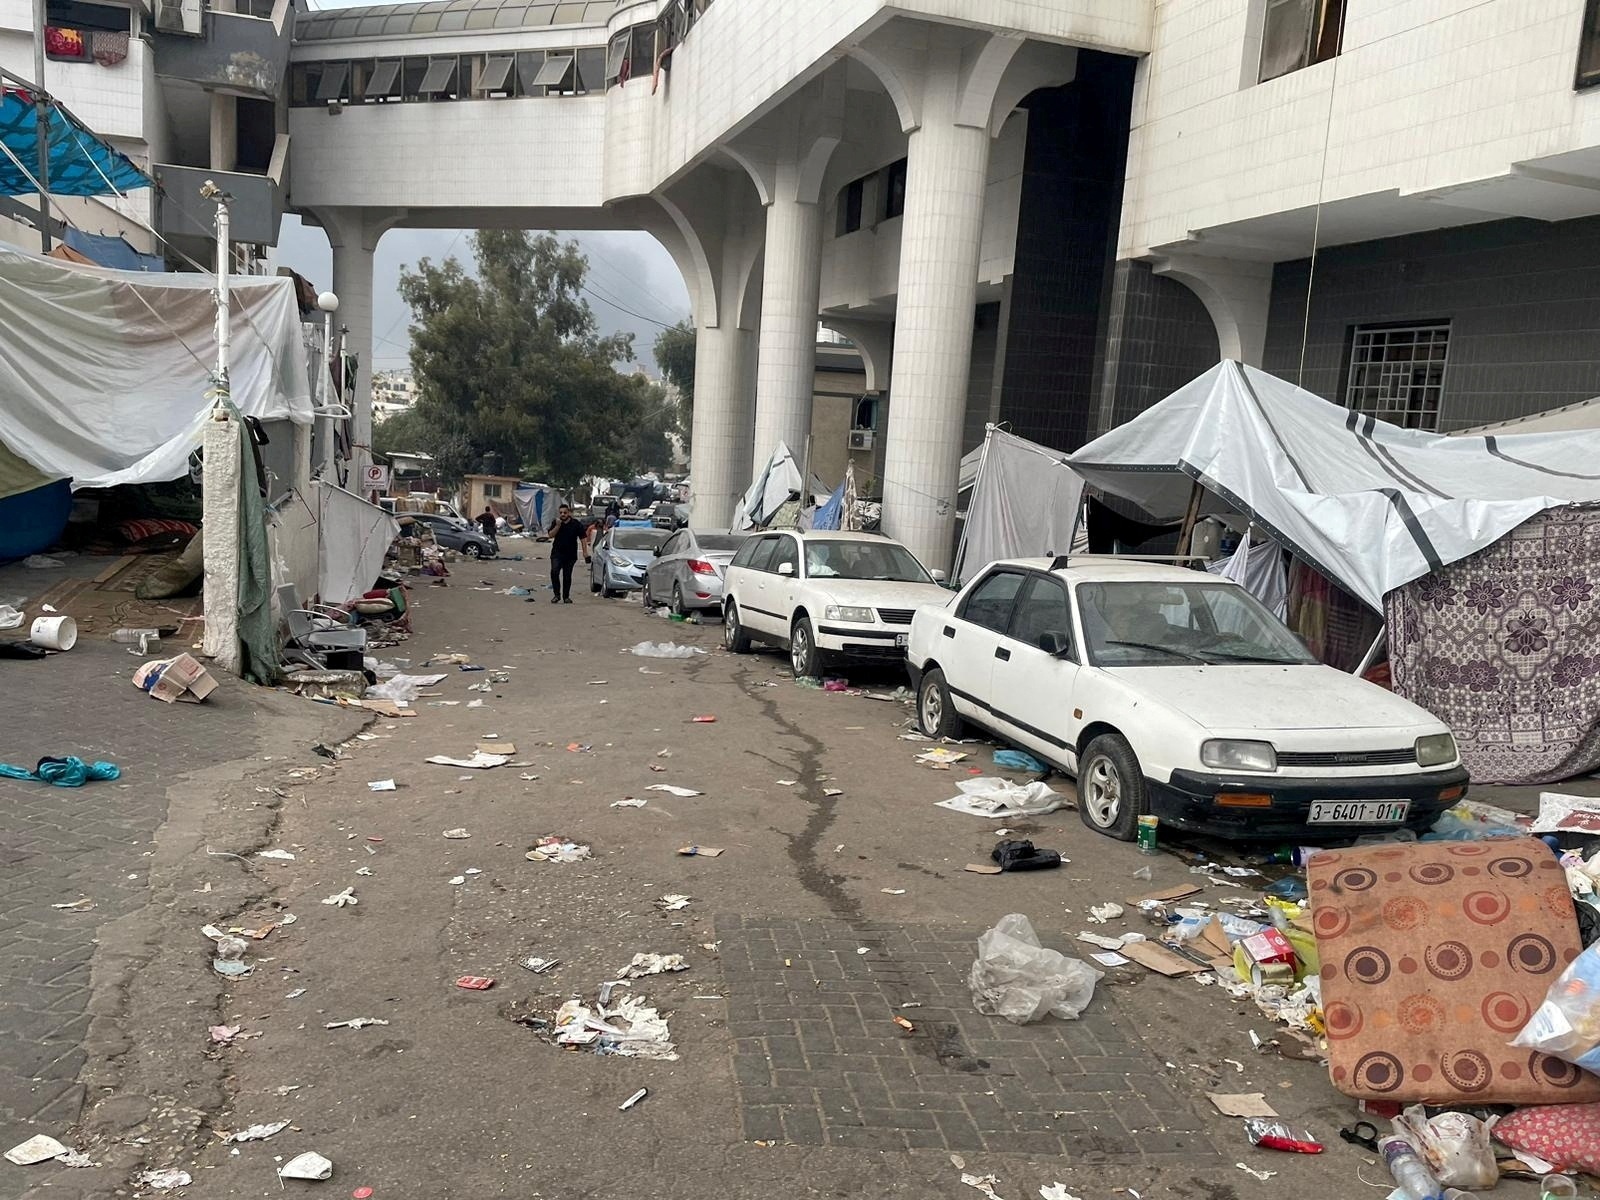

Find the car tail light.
xmin=688 ymin=559 xmax=715 ymax=576
xmin=1215 ymin=793 xmax=1273 ymax=808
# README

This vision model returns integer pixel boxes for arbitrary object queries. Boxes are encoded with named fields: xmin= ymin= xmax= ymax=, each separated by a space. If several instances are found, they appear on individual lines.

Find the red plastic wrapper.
xmin=455 ymin=975 xmax=495 ymax=990
xmin=1244 ymin=1118 xmax=1324 ymax=1154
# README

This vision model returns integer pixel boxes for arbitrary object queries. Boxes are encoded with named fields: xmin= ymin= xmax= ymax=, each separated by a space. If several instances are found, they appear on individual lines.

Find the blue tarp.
xmin=0 ymin=90 xmax=150 ymax=197
xmin=812 ymin=480 xmax=845 ymax=531
xmin=63 ymin=227 xmax=162 ymax=272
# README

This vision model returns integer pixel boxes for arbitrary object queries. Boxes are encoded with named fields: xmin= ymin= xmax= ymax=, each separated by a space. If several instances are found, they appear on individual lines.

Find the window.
xmin=478 ymin=54 xmax=514 ymax=93
xmin=482 ymin=482 xmax=503 ymax=498
xmin=365 ymin=59 xmax=401 ymax=100
xmin=836 ymin=177 xmax=864 ymax=236
xmin=960 ymin=569 xmax=1025 ymax=633
xmin=419 ymin=57 xmax=458 ymax=96
xmin=805 ymin=540 xmax=931 ymax=583
xmin=1579 ymin=0 xmax=1600 ymax=89
xmin=1077 ymin=581 xmax=1313 ymax=667
xmin=1008 ymin=576 xmax=1075 ymax=655
xmin=731 ymin=536 xmax=771 ymax=570
xmin=1345 ymin=322 xmax=1450 ymax=430
xmin=770 ymin=537 xmax=799 ymax=576
xmin=1258 ymin=0 xmax=1346 ymax=83
xmin=742 ymin=537 xmax=780 ymax=573
xmin=575 ymin=46 xmax=604 ymax=92
xmin=881 ymin=158 xmax=907 ymax=221
xmin=532 ymin=53 xmax=574 ymax=89
xmin=314 ymin=60 xmax=349 ymax=102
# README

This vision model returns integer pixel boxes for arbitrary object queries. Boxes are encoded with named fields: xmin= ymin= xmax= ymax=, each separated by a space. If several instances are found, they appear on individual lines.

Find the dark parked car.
xmin=652 ymin=503 xmax=691 ymax=530
xmin=404 ymin=511 xmax=497 ymax=559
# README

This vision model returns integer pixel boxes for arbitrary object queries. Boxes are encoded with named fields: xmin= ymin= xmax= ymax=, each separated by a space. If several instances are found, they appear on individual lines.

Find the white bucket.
xmin=29 ymin=615 xmax=77 ymax=651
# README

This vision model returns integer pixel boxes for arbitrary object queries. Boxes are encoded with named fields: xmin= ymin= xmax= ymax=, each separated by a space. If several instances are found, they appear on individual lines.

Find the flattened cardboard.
xmin=1207 ymin=1092 xmax=1278 ymax=1118
xmin=963 ymin=863 xmax=1003 ymax=875
xmin=1122 ymin=940 xmax=1206 ymax=977
xmin=1127 ymin=883 xmax=1203 ymax=905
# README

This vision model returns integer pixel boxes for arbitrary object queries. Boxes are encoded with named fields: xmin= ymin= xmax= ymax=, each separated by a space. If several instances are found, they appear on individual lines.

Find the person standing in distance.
xmin=547 ymin=504 xmax=589 ymax=604
xmin=477 ymin=506 xmax=498 ymax=542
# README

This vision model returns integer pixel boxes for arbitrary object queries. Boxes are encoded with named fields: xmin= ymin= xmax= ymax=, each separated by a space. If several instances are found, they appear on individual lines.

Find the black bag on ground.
xmin=991 ymin=839 xmax=1062 ymax=872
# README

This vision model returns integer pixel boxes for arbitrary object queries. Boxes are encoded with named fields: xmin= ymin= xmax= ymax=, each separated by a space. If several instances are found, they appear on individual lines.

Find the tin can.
xmin=1137 ymin=814 xmax=1160 ymax=855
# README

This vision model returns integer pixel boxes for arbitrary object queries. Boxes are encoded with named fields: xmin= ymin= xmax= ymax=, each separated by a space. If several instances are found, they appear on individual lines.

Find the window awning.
xmin=314 ymin=61 xmax=349 ymax=101
xmin=0 ymin=89 xmax=149 ymax=196
xmin=418 ymin=57 xmax=457 ymax=94
xmin=479 ymin=54 xmax=514 ymax=92
xmin=366 ymin=60 xmax=401 ymax=98
xmin=532 ymin=53 xmax=572 ymax=87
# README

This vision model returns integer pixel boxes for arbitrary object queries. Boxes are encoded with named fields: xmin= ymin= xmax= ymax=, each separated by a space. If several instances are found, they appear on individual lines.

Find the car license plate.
xmin=895 ymin=634 xmax=908 ymax=648
xmin=1308 ymin=800 xmax=1410 ymax=825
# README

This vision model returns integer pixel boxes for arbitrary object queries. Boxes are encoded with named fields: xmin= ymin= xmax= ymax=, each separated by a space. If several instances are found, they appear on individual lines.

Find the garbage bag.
xmin=629 ymin=641 xmax=704 ymax=659
xmin=968 ymin=914 xmax=1101 ymax=1025
xmin=1392 ymin=1106 xmax=1497 ymax=1189
xmin=1512 ymin=942 xmax=1600 ymax=1074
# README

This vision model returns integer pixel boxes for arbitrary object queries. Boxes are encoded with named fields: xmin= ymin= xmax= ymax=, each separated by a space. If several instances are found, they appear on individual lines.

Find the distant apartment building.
xmin=371 ymin=367 xmax=417 ymax=422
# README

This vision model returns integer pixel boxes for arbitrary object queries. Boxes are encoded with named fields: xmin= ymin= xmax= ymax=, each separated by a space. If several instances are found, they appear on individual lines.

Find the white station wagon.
xmin=723 ymin=531 xmax=950 ymax=677
xmin=905 ymin=557 xmax=1468 ymax=841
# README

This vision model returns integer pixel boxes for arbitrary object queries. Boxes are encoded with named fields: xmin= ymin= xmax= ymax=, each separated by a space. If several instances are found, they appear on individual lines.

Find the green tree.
xmin=393 ymin=231 xmax=659 ymax=488
xmin=653 ymin=318 xmax=696 ymax=449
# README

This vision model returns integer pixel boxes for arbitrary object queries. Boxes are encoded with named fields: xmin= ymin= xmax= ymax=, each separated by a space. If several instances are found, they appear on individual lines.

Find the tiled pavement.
xmin=718 ymin=916 xmax=1217 ymax=1163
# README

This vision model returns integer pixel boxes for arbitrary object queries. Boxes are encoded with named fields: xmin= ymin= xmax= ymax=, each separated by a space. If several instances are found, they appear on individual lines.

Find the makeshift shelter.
xmin=954 ymin=427 xmax=1085 ymax=584
xmin=0 ymin=88 xmax=150 ymax=197
xmin=513 ymin=483 xmax=560 ymax=532
xmin=733 ymin=442 xmax=829 ymax=530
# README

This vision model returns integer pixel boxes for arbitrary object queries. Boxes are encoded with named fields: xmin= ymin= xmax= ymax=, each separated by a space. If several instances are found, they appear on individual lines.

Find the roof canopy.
xmin=0 ymin=90 xmax=149 ymax=197
xmin=296 ymin=0 xmax=615 ymax=40
xmin=1068 ymin=361 xmax=1600 ymax=610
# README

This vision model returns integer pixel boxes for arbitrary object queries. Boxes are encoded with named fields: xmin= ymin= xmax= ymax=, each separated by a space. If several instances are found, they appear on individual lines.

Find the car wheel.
xmin=641 ymin=578 xmax=655 ymax=608
xmin=671 ymin=583 xmax=688 ymax=617
xmin=463 ymin=543 xmax=482 ymax=559
xmin=917 ymin=667 xmax=965 ymax=739
xmin=1077 ymin=733 xmax=1146 ymax=842
xmin=590 ymin=580 xmax=601 ymax=595
xmin=790 ymin=616 xmax=820 ymax=678
xmin=724 ymin=602 xmax=752 ymax=654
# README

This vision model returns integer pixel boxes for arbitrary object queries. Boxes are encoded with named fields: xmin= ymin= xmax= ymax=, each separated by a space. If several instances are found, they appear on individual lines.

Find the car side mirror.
xmin=930 ymin=568 xmax=947 ymax=583
xmin=777 ymin=562 xmax=795 ymax=577
xmin=1039 ymin=631 xmax=1076 ymax=661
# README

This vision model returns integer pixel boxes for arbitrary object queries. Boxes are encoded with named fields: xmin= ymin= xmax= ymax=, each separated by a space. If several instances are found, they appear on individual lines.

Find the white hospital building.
xmin=12 ymin=0 xmax=1600 ymax=571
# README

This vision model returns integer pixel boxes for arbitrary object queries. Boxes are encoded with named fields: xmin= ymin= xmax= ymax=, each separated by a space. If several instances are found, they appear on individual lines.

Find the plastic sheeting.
xmin=318 ymin=483 xmax=399 ymax=605
xmin=734 ymin=442 xmax=800 ymax=530
xmin=955 ymin=428 xmax=1085 ymax=584
xmin=1206 ymin=534 xmax=1288 ymax=619
xmin=513 ymin=483 xmax=559 ymax=532
xmin=1069 ymin=361 xmax=1600 ymax=611
xmin=0 ymin=245 xmax=313 ymax=489
xmin=0 ymin=91 xmax=150 ymax=196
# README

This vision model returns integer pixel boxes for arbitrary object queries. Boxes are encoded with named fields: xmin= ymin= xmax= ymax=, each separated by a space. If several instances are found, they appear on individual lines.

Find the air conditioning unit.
xmin=154 ymin=0 xmax=202 ymax=37
xmin=847 ymin=429 xmax=874 ymax=451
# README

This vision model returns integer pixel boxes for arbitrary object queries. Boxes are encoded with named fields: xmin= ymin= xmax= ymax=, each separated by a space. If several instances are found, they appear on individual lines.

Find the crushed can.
xmin=1137 ymin=814 xmax=1160 ymax=855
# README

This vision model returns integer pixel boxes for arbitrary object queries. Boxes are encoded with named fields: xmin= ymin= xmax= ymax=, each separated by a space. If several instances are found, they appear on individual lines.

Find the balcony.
xmin=151 ymin=0 xmax=292 ymax=99
xmin=154 ymin=162 xmax=281 ymax=246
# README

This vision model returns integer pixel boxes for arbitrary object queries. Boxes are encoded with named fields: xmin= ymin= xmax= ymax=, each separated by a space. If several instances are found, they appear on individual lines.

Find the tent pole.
xmin=952 ymin=425 xmax=994 ymax=584
xmin=1175 ymin=479 xmax=1204 ymax=557
xmin=31 ymin=0 xmax=52 ymax=253
xmin=1353 ymin=623 xmax=1387 ymax=677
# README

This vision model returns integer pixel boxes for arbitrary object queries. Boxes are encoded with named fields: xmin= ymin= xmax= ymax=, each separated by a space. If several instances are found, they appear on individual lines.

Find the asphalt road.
xmin=9 ymin=543 xmax=1564 ymax=1200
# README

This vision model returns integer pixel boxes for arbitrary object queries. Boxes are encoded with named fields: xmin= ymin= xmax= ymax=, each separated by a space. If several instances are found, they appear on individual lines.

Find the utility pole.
xmin=202 ymin=179 xmax=233 ymax=393
xmin=315 ymin=290 xmax=340 ymax=479
xmin=31 ymin=0 xmax=52 ymax=252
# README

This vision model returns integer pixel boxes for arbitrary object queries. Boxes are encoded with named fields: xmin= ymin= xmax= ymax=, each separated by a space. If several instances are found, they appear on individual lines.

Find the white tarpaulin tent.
xmin=954 ymin=427 xmax=1085 ymax=584
xmin=1068 ymin=360 xmax=1600 ymax=611
xmin=317 ymin=483 xmax=400 ymax=605
xmin=733 ymin=442 xmax=831 ymax=530
xmin=0 ymin=244 xmax=313 ymax=489
xmin=514 ymin=483 xmax=560 ymax=532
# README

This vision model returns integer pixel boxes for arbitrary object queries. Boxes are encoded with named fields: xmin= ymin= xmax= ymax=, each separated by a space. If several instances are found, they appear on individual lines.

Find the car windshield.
xmin=696 ymin=535 xmax=745 ymax=553
xmin=1076 ymin=580 xmax=1315 ymax=667
xmin=613 ymin=529 xmax=669 ymax=551
xmin=805 ymin=540 xmax=931 ymax=583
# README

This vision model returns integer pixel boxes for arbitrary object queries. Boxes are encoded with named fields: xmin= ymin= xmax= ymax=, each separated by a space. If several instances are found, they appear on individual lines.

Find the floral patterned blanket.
xmin=1386 ymin=505 xmax=1600 ymax=785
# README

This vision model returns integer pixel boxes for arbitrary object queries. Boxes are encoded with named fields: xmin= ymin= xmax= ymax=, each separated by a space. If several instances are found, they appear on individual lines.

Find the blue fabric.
xmin=994 ymin=748 xmax=1048 ymax=774
xmin=812 ymin=480 xmax=845 ymax=531
xmin=0 ymin=756 xmax=121 ymax=786
xmin=63 ymin=227 xmax=163 ymax=272
xmin=0 ymin=91 xmax=150 ymax=197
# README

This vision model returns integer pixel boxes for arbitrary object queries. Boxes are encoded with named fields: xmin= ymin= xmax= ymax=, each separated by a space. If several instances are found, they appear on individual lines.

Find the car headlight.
xmin=825 ymin=605 xmax=874 ymax=623
xmin=1200 ymin=739 xmax=1278 ymax=772
xmin=1415 ymin=732 xmax=1457 ymax=767
xmin=609 ymin=554 xmax=632 ymax=569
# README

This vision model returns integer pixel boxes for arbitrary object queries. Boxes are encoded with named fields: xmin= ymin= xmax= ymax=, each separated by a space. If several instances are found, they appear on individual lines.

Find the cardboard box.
xmin=149 ymin=653 xmax=218 ymax=703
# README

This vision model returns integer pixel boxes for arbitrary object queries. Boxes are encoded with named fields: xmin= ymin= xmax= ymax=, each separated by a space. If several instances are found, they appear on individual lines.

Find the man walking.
xmin=477 ymin=506 xmax=498 ymax=542
xmin=547 ymin=504 xmax=589 ymax=604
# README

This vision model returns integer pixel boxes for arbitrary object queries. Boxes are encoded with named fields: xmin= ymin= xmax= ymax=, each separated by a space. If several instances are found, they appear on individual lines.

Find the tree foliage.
xmin=388 ymin=231 xmax=670 ymax=488
xmin=653 ymin=319 xmax=696 ymax=449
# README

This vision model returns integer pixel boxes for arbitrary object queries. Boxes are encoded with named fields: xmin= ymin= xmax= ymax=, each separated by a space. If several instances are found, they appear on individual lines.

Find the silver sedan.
xmin=642 ymin=529 xmax=749 ymax=615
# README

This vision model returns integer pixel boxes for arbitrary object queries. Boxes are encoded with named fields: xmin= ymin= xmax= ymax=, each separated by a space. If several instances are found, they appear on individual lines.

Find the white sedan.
xmin=905 ymin=557 xmax=1467 ymax=841
xmin=722 ymin=531 xmax=950 ymax=677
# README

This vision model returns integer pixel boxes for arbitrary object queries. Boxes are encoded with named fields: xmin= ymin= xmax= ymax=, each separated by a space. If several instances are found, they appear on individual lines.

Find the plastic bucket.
xmin=29 ymin=615 xmax=77 ymax=651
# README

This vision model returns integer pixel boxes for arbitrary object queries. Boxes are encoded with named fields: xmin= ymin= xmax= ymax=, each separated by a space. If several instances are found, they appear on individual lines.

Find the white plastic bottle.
xmin=1380 ymin=1136 xmax=1444 ymax=1200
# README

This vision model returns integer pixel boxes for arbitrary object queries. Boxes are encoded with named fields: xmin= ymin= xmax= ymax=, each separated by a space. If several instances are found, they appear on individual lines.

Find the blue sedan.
xmin=589 ymin=526 xmax=669 ymax=597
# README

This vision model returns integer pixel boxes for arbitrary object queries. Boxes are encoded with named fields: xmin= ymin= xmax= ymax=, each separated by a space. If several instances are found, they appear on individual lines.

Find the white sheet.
xmin=0 ymin=245 xmax=312 ymax=489
xmin=318 ymin=482 xmax=400 ymax=605
xmin=1069 ymin=361 xmax=1600 ymax=610
xmin=956 ymin=428 xmax=1085 ymax=584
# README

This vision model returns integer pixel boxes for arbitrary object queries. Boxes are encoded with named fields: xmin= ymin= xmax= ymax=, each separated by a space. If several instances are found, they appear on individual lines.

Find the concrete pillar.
xmin=329 ymin=237 xmax=374 ymax=495
xmin=688 ymin=322 xmax=752 ymax=528
xmin=201 ymin=411 xmax=242 ymax=674
xmin=751 ymin=176 xmax=823 ymax=475
xmin=879 ymin=98 xmax=992 ymax=572
xmin=208 ymin=92 xmax=237 ymax=173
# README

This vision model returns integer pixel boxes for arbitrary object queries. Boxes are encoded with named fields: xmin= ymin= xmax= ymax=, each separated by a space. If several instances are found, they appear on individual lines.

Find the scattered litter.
xmin=365 ymin=672 xmax=446 ymax=702
xmin=646 ymin=784 xmax=702 ymax=797
xmin=0 ymin=605 xmax=22 ymax=630
xmin=656 ymin=748 xmax=673 ymax=758
xmin=893 ymin=1015 xmax=916 ymax=1033
xmin=567 ymin=743 xmax=592 ymax=753
xmin=209 ymin=1024 xmax=243 ymax=1043
xmin=938 ymin=777 xmax=1064 ymax=819
xmin=366 ymin=779 xmax=397 ymax=792
xmin=55 ymin=1150 xmax=95 ymax=1168
xmin=994 ymin=748 xmax=1048 ymax=773
xmin=5 ymin=1135 xmax=68 ymax=1165
xmin=961 ymin=1174 xmax=1007 ymax=1200
xmin=271 ymin=1085 xmax=302 ymax=1096
xmin=285 ymin=988 xmax=306 ymax=999
xmin=677 ymin=845 xmax=723 ymax=857
xmin=630 ymin=641 xmax=704 ymax=659
xmin=256 ymin=848 xmax=296 ymax=861
xmin=476 ymin=739 xmax=515 ymax=755
xmin=50 ymin=897 xmax=93 ymax=910
xmin=857 ymin=947 xmax=870 ymax=955
xmin=442 ymin=828 xmax=471 ymax=839
xmin=136 ymin=1168 xmax=194 ymax=1189
xmin=1131 ymin=865 xmax=1152 ymax=881
xmin=992 ymin=839 xmax=1063 ymax=872
xmin=226 ymin=1120 xmax=290 ymax=1143
xmin=969 ymin=913 xmax=1100 ymax=1024
xmin=1087 ymin=902 xmax=1124 ymax=924
xmin=619 ymin=1087 xmax=648 ymax=1111
xmin=549 ymin=994 xmax=677 ymax=1059
xmin=1039 ymin=1186 xmax=1082 ymax=1200
xmin=611 ymin=797 xmax=647 ymax=808
xmin=824 ymin=788 xmax=844 ymax=797
xmin=656 ymin=894 xmax=692 ymax=911
xmin=325 ymin=1017 xmax=389 ymax=1029
xmin=1208 ymin=1092 xmax=1278 ymax=1118
xmin=212 ymin=935 xmax=251 ymax=977
xmin=691 ymin=715 xmax=717 ymax=723
xmin=1234 ymin=1164 xmax=1275 ymax=1181
xmin=619 ymin=952 xmax=689 ymax=979
xmin=526 ymin=837 xmax=592 ymax=863
xmin=1244 ymin=1118 xmax=1324 ymax=1155
xmin=456 ymin=975 xmax=495 ymax=990
xmin=520 ymin=956 xmax=560 ymax=974
xmin=449 ymin=876 xmax=466 ymax=885
xmin=279 ymin=1152 xmax=334 ymax=1181
xmin=916 ymin=747 xmax=969 ymax=767
xmin=881 ymin=888 xmax=906 ymax=895
xmin=1090 ymin=951 xmax=1129 ymax=967
xmin=425 ymin=752 xmax=510 ymax=769
xmin=963 ymin=862 xmax=1003 ymax=875
xmin=321 ymin=887 xmax=358 ymax=908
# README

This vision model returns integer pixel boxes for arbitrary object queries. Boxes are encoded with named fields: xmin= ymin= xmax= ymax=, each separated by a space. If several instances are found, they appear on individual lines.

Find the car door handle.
xmin=995 ymin=647 xmax=1011 ymax=661
xmin=943 ymin=626 xmax=955 ymax=639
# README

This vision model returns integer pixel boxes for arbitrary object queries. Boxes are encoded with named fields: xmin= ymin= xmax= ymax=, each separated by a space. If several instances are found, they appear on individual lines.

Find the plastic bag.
xmin=629 ymin=641 xmax=704 ymax=659
xmin=365 ymin=672 xmax=447 ymax=702
xmin=1513 ymin=942 xmax=1600 ymax=1073
xmin=1393 ymin=1105 xmax=1497 ymax=1189
xmin=968 ymin=914 xmax=1100 ymax=1025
